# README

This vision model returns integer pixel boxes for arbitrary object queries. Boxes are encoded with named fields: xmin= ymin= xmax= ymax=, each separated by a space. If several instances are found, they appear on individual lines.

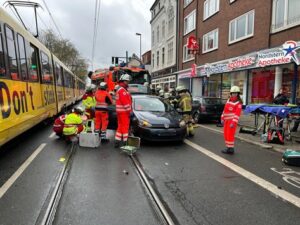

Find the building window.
xmin=229 ymin=10 xmax=254 ymax=44
xmin=203 ymin=28 xmax=219 ymax=53
xmin=41 ymin=51 xmax=53 ymax=83
xmin=152 ymin=53 xmax=155 ymax=67
xmin=167 ymin=41 xmax=173 ymax=64
xmin=272 ymin=0 xmax=300 ymax=32
xmin=183 ymin=44 xmax=195 ymax=62
xmin=230 ymin=0 xmax=236 ymax=3
xmin=152 ymin=30 xmax=155 ymax=45
xmin=157 ymin=51 xmax=159 ymax=67
xmin=162 ymin=47 xmax=165 ymax=65
xmin=204 ymin=0 xmax=220 ymax=20
xmin=168 ymin=6 xmax=174 ymax=35
xmin=162 ymin=20 xmax=165 ymax=39
xmin=184 ymin=0 xmax=193 ymax=7
xmin=184 ymin=10 xmax=196 ymax=35
xmin=157 ymin=26 xmax=160 ymax=43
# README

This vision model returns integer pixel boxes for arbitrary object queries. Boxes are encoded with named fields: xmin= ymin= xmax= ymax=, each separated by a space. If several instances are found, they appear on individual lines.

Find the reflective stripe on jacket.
xmin=179 ymin=93 xmax=192 ymax=113
xmin=221 ymin=100 xmax=242 ymax=123
xmin=63 ymin=113 xmax=83 ymax=136
xmin=95 ymin=90 xmax=113 ymax=111
xmin=116 ymin=87 xmax=132 ymax=114
xmin=82 ymin=93 xmax=96 ymax=109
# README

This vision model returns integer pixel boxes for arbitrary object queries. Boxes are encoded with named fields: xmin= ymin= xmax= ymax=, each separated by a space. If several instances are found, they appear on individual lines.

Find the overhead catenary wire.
xmin=42 ymin=0 xmax=62 ymax=39
xmin=91 ymin=0 xmax=101 ymax=70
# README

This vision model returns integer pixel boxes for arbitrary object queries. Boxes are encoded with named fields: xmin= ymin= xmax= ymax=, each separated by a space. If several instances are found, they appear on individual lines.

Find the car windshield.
xmin=128 ymin=84 xmax=149 ymax=94
xmin=134 ymin=97 xmax=173 ymax=112
xmin=202 ymin=98 xmax=223 ymax=105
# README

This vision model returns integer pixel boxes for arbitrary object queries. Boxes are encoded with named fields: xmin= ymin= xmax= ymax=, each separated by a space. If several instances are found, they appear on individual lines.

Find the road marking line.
xmin=49 ymin=132 xmax=56 ymax=138
xmin=0 ymin=143 xmax=47 ymax=199
xmin=184 ymin=139 xmax=300 ymax=208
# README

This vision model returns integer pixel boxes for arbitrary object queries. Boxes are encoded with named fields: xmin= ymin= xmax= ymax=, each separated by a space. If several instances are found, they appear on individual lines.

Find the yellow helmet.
xmin=230 ymin=86 xmax=240 ymax=93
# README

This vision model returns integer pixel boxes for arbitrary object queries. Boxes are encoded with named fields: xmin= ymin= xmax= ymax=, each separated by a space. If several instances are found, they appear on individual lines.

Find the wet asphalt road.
xmin=0 ymin=123 xmax=300 ymax=225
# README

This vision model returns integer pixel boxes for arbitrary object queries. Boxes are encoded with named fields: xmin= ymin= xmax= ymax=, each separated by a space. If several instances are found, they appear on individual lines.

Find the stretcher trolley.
xmin=244 ymin=104 xmax=300 ymax=144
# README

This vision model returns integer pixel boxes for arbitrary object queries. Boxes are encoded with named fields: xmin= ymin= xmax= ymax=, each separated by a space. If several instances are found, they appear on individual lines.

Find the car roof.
xmin=194 ymin=96 xmax=221 ymax=99
xmin=132 ymin=94 xmax=160 ymax=99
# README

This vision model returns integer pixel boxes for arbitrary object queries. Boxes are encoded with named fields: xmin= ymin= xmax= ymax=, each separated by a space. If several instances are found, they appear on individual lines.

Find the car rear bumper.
xmin=137 ymin=126 xmax=186 ymax=142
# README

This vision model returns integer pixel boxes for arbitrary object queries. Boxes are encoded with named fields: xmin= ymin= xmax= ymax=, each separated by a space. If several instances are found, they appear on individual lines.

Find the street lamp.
xmin=136 ymin=33 xmax=142 ymax=61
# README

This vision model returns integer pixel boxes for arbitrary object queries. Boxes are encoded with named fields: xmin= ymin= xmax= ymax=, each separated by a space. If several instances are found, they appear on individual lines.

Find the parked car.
xmin=192 ymin=97 xmax=224 ymax=123
xmin=131 ymin=95 xmax=187 ymax=141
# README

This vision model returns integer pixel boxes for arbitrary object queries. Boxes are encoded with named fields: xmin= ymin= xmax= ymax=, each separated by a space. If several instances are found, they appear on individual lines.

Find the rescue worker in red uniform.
xmin=82 ymin=84 xmax=96 ymax=119
xmin=53 ymin=114 xmax=66 ymax=137
xmin=115 ymin=74 xmax=132 ymax=148
xmin=94 ymin=82 xmax=113 ymax=142
xmin=221 ymin=86 xmax=243 ymax=154
xmin=63 ymin=107 xmax=85 ymax=142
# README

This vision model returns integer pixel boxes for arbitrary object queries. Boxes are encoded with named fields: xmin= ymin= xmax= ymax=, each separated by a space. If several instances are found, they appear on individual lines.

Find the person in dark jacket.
xmin=273 ymin=88 xmax=289 ymax=105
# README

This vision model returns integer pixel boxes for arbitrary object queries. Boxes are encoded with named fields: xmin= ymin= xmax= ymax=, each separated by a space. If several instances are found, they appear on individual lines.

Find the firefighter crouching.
xmin=221 ymin=86 xmax=242 ymax=154
xmin=82 ymin=84 xmax=96 ymax=119
xmin=94 ymin=82 xmax=113 ymax=142
xmin=115 ymin=74 xmax=132 ymax=148
xmin=63 ymin=107 xmax=85 ymax=142
xmin=53 ymin=114 xmax=66 ymax=137
xmin=176 ymin=86 xmax=194 ymax=137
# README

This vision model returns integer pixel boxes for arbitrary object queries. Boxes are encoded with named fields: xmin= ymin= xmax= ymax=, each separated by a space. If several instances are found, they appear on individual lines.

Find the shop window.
xmin=222 ymin=71 xmax=246 ymax=103
xmin=282 ymin=64 xmax=294 ymax=101
xmin=250 ymin=68 xmax=275 ymax=104
xmin=17 ymin=34 xmax=28 ymax=81
xmin=229 ymin=10 xmax=254 ymax=44
xmin=5 ymin=25 xmax=19 ymax=80
xmin=29 ymin=44 xmax=39 ymax=82
xmin=0 ymin=28 xmax=6 ymax=78
xmin=207 ymin=74 xmax=221 ymax=98
xmin=297 ymin=66 xmax=300 ymax=104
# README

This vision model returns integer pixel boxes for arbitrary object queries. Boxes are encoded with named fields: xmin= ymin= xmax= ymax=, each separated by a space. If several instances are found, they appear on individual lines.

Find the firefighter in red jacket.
xmin=115 ymin=74 xmax=132 ymax=148
xmin=221 ymin=86 xmax=242 ymax=154
xmin=53 ymin=114 xmax=66 ymax=137
xmin=94 ymin=82 xmax=113 ymax=142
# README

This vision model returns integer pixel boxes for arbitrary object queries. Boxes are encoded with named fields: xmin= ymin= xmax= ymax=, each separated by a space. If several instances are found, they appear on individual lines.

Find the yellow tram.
xmin=0 ymin=8 xmax=85 ymax=147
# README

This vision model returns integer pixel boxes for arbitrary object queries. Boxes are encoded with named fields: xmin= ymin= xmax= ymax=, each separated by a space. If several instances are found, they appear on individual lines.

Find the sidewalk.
xmin=198 ymin=113 xmax=300 ymax=153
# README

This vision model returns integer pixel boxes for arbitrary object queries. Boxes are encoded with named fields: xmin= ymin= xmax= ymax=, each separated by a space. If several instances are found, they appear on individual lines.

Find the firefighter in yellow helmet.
xmin=176 ymin=85 xmax=194 ymax=137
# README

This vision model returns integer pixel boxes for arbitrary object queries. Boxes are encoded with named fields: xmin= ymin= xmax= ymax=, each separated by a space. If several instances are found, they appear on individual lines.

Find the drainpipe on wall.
xmin=176 ymin=0 xmax=180 ymax=86
xmin=292 ymin=63 xmax=298 ymax=104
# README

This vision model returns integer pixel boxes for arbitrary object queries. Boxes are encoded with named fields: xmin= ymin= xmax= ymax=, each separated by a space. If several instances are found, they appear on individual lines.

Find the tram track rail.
xmin=130 ymin=154 xmax=177 ymax=225
xmin=37 ymin=143 xmax=77 ymax=225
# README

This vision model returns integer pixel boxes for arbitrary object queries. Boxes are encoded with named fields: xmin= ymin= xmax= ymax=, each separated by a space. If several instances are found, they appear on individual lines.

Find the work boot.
xmin=222 ymin=147 xmax=234 ymax=154
xmin=101 ymin=138 xmax=110 ymax=143
xmin=114 ymin=140 xmax=121 ymax=148
xmin=228 ymin=148 xmax=235 ymax=154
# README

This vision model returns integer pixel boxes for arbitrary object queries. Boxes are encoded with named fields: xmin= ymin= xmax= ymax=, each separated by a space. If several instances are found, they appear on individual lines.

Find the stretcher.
xmin=244 ymin=104 xmax=300 ymax=143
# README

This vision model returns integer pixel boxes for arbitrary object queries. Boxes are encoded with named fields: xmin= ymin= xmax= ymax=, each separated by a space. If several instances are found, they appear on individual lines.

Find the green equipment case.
xmin=282 ymin=149 xmax=300 ymax=166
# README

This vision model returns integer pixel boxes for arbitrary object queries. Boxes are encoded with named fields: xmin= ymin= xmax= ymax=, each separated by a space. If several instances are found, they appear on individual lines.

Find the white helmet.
xmin=156 ymin=85 xmax=162 ymax=90
xmin=119 ymin=73 xmax=131 ymax=81
xmin=159 ymin=89 xmax=164 ymax=97
xmin=85 ymin=84 xmax=92 ymax=91
xmin=100 ymin=82 xmax=107 ymax=90
xmin=164 ymin=92 xmax=171 ymax=98
xmin=176 ymin=85 xmax=187 ymax=92
xmin=230 ymin=86 xmax=240 ymax=93
xmin=90 ymin=84 xmax=96 ymax=90
xmin=74 ymin=106 xmax=84 ymax=114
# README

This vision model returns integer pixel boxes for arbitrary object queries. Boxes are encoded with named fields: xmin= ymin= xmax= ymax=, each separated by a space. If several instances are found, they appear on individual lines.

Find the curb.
xmin=197 ymin=124 xmax=285 ymax=153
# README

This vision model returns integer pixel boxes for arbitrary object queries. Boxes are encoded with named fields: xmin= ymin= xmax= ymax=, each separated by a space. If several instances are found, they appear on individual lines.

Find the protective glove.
xmin=229 ymin=123 xmax=235 ymax=128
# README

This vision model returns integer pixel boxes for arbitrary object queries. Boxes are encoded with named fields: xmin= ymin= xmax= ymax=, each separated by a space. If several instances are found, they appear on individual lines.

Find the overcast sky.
xmin=0 ymin=0 xmax=153 ymax=70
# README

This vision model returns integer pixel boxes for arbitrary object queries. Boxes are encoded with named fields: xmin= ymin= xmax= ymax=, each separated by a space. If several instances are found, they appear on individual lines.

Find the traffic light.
xmin=112 ymin=57 xmax=119 ymax=65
